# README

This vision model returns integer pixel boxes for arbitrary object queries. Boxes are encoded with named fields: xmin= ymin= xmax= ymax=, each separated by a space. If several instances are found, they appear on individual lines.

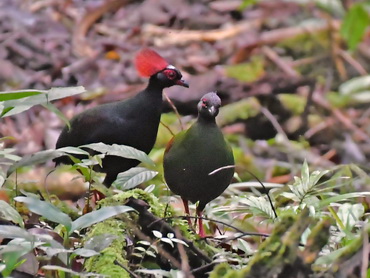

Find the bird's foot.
xmin=198 ymin=225 xmax=207 ymax=238
xmin=197 ymin=209 xmax=207 ymax=237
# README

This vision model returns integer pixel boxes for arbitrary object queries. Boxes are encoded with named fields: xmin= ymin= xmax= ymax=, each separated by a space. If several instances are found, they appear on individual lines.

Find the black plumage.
xmin=55 ymin=49 xmax=188 ymax=186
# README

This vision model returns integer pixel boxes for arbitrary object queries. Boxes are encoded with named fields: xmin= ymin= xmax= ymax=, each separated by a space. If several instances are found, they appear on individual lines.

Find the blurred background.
xmin=1 ymin=0 xmax=370 ymax=197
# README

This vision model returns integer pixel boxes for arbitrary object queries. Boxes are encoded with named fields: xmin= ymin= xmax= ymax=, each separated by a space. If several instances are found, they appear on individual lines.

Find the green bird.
xmin=163 ymin=92 xmax=235 ymax=237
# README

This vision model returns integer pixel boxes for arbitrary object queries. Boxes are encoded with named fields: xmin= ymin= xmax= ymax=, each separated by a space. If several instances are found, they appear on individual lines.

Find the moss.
xmin=49 ymin=194 xmax=80 ymax=220
xmin=209 ymin=210 xmax=311 ymax=277
xmin=84 ymin=219 xmax=129 ymax=278
xmin=97 ymin=189 xmax=200 ymax=242
xmin=84 ymin=189 xmax=216 ymax=275
xmin=303 ymin=219 xmax=331 ymax=264
xmin=210 ymin=263 xmax=239 ymax=278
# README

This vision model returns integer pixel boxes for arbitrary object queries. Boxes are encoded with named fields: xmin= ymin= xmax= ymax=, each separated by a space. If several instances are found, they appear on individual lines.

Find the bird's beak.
xmin=176 ymin=79 xmax=189 ymax=88
xmin=208 ymin=106 xmax=216 ymax=115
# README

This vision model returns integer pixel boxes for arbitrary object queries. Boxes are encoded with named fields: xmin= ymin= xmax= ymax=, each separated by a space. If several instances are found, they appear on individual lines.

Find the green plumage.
xmin=163 ymin=92 xmax=234 ymax=211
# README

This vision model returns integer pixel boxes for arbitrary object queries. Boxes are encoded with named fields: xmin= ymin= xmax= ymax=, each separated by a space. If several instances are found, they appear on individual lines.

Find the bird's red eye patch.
xmin=201 ymin=98 xmax=207 ymax=107
xmin=163 ymin=69 xmax=177 ymax=80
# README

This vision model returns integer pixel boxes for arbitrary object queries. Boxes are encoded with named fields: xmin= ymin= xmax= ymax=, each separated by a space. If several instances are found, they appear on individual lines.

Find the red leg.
xmin=182 ymin=198 xmax=192 ymax=226
xmin=196 ymin=208 xmax=206 ymax=238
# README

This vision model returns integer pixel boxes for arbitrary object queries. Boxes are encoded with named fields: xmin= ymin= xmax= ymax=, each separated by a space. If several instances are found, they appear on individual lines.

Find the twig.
xmin=304 ymin=118 xmax=333 ymax=139
xmin=84 ymin=166 xmax=93 ymax=214
xmin=290 ymin=54 xmax=328 ymax=68
xmin=143 ymin=20 xmax=263 ymax=47
xmin=191 ymin=262 xmax=218 ymax=275
xmin=123 ymin=215 xmax=182 ymax=269
xmin=163 ymin=92 xmax=184 ymax=131
xmin=328 ymin=20 xmax=347 ymax=81
xmin=242 ymin=168 xmax=278 ymax=219
xmin=29 ymin=0 xmax=59 ymax=12
xmin=301 ymin=83 xmax=315 ymax=131
xmin=361 ymin=227 xmax=369 ymax=278
xmin=260 ymin=106 xmax=289 ymax=142
xmin=208 ymin=165 xmax=235 ymax=176
xmin=260 ymin=106 xmax=296 ymax=176
xmin=175 ymin=229 xmax=194 ymax=278
xmin=151 ymin=215 xmax=244 ymax=234
xmin=127 ymin=198 xmax=212 ymax=264
xmin=44 ymin=168 xmax=56 ymax=201
xmin=338 ymin=49 xmax=367 ymax=76
xmin=160 ymin=120 xmax=175 ymax=137
xmin=262 ymin=46 xmax=300 ymax=78
xmin=218 ymin=231 xmax=270 ymax=243
xmin=114 ymin=260 xmax=139 ymax=278
xmin=312 ymin=89 xmax=370 ymax=143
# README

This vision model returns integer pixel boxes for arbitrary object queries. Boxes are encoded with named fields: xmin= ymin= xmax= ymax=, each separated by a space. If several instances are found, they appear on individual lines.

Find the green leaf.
xmin=241 ymin=196 xmax=276 ymax=220
xmin=0 ymin=201 xmax=24 ymax=228
xmin=0 ymin=225 xmax=35 ymax=241
xmin=317 ymin=192 xmax=370 ymax=209
xmin=170 ymin=238 xmax=189 ymax=247
xmin=82 ymin=143 xmax=155 ymax=166
xmin=7 ymin=147 xmax=90 ymax=175
xmin=70 ymin=205 xmax=134 ymax=234
xmin=288 ymin=161 xmax=329 ymax=202
xmin=84 ymin=234 xmax=118 ymax=252
xmin=225 ymin=56 xmax=265 ymax=83
xmin=113 ymin=167 xmax=158 ymax=190
xmin=338 ymin=75 xmax=370 ymax=104
xmin=314 ymin=247 xmax=344 ymax=265
xmin=337 ymin=203 xmax=364 ymax=231
xmin=7 ymin=149 xmax=64 ymax=175
xmin=160 ymin=237 xmax=174 ymax=247
xmin=57 ymin=146 xmax=90 ymax=156
xmin=1 ymin=239 xmax=35 ymax=277
xmin=341 ymin=3 xmax=370 ymax=50
xmin=301 ymin=160 xmax=310 ymax=193
xmin=0 ymin=147 xmax=21 ymax=163
xmin=136 ymin=269 xmax=172 ymax=276
xmin=152 ymin=230 xmax=163 ymax=238
xmin=217 ymin=97 xmax=261 ymax=126
xmin=14 ymin=197 xmax=72 ymax=232
xmin=339 ymin=75 xmax=370 ymax=96
xmin=42 ymin=102 xmax=71 ymax=130
xmin=46 ymin=87 xmax=85 ymax=101
xmin=144 ymin=184 xmax=156 ymax=193
xmin=237 ymin=238 xmax=253 ymax=255
xmin=278 ymin=94 xmax=306 ymax=115
xmin=1 ymin=86 xmax=85 ymax=117
xmin=73 ymin=248 xmax=99 ymax=258
xmin=0 ymin=90 xmax=43 ymax=101
xmin=239 ymin=0 xmax=258 ymax=11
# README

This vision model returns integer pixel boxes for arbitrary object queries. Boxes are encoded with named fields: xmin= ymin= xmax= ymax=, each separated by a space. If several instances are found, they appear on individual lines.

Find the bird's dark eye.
xmin=164 ymin=70 xmax=177 ymax=80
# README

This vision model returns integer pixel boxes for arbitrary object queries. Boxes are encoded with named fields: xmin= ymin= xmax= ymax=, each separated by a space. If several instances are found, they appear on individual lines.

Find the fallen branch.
xmin=142 ymin=19 xmax=263 ymax=47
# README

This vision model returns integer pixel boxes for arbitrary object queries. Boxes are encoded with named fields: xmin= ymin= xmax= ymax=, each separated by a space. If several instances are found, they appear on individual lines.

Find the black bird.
xmin=55 ymin=48 xmax=189 ymax=186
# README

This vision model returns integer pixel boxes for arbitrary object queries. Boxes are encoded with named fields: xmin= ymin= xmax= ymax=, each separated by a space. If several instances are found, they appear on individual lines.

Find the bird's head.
xmin=135 ymin=48 xmax=189 ymax=88
xmin=197 ymin=92 xmax=221 ymax=119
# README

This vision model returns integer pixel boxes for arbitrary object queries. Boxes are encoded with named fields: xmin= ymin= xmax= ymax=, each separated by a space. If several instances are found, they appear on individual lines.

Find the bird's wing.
xmin=164 ymin=137 xmax=175 ymax=154
xmin=164 ymin=130 xmax=187 ymax=155
xmin=57 ymin=106 xmax=131 ymax=148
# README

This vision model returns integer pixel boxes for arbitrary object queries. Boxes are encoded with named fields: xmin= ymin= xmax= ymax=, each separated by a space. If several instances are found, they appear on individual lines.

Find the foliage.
xmin=225 ymin=56 xmax=265 ymax=83
xmin=1 ymin=0 xmax=370 ymax=276
xmin=341 ymin=3 xmax=370 ymax=50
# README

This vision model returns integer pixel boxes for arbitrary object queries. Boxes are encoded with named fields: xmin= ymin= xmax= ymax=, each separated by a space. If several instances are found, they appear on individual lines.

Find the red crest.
xmin=135 ymin=48 xmax=169 ymax=77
